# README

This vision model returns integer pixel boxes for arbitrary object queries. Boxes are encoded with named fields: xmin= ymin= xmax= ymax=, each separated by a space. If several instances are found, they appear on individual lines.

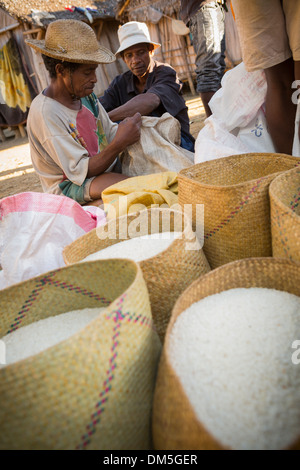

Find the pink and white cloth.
xmin=0 ymin=192 xmax=106 ymax=289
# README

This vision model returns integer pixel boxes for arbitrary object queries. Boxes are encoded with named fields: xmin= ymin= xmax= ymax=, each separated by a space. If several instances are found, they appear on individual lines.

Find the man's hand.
xmin=113 ymin=112 xmax=142 ymax=150
xmin=87 ymin=113 xmax=141 ymax=178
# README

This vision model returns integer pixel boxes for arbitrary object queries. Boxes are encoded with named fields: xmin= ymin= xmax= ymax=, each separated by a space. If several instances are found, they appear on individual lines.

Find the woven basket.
xmin=270 ymin=166 xmax=300 ymax=263
xmin=152 ymin=257 xmax=300 ymax=450
xmin=178 ymin=153 xmax=300 ymax=269
xmin=0 ymin=259 xmax=161 ymax=450
xmin=63 ymin=207 xmax=211 ymax=342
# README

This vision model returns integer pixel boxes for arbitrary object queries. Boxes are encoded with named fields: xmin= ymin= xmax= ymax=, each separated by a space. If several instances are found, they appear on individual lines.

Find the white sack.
xmin=0 ymin=192 xmax=106 ymax=290
xmin=121 ymin=113 xmax=194 ymax=176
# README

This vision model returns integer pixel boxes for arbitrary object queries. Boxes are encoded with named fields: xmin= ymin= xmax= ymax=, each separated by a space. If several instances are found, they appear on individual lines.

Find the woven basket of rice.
xmin=178 ymin=153 xmax=300 ymax=269
xmin=0 ymin=259 xmax=161 ymax=450
xmin=63 ymin=207 xmax=211 ymax=342
xmin=270 ymin=166 xmax=300 ymax=263
xmin=152 ymin=257 xmax=300 ymax=450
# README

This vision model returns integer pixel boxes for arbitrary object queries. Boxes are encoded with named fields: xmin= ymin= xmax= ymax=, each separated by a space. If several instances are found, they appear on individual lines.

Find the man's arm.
xmin=86 ymin=112 xmax=141 ymax=177
xmin=107 ymin=93 xmax=161 ymax=122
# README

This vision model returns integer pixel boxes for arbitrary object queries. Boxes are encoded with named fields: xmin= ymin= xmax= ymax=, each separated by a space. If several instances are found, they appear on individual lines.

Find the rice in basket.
xmin=168 ymin=287 xmax=300 ymax=450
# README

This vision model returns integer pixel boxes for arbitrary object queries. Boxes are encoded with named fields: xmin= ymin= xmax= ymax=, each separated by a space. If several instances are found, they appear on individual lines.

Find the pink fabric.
xmin=0 ymin=192 xmax=106 ymax=231
xmin=76 ymin=105 xmax=99 ymax=156
xmin=82 ymin=205 xmax=107 ymax=227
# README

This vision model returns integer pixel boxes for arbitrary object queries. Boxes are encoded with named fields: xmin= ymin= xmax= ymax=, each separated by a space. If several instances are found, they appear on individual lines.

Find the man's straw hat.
xmin=115 ymin=21 xmax=161 ymax=57
xmin=26 ymin=19 xmax=115 ymax=64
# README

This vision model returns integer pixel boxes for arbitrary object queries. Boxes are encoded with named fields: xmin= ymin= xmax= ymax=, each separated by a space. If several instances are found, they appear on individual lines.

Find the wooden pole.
xmin=22 ymin=28 xmax=42 ymax=36
xmin=18 ymin=124 xmax=27 ymax=138
xmin=0 ymin=128 xmax=6 ymax=142
xmin=0 ymin=23 xmax=19 ymax=35
xmin=97 ymin=21 xmax=104 ymax=40
xmin=155 ymin=23 xmax=165 ymax=62
xmin=116 ymin=0 xmax=131 ymax=18
xmin=180 ymin=35 xmax=196 ymax=95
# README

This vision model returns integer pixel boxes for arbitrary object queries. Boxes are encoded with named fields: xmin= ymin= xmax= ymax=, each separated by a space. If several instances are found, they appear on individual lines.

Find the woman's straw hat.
xmin=25 ymin=19 xmax=115 ymax=64
xmin=115 ymin=21 xmax=161 ymax=57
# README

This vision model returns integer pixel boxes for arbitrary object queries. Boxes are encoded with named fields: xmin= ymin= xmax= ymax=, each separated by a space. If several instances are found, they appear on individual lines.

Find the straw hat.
xmin=115 ymin=21 xmax=161 ymax=57
xmin=25 ymin=19 xmax=115 ymax=64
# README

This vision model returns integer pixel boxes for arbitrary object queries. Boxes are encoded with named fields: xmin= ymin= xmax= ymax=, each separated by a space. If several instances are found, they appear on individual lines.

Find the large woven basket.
xmin=152 ymin=257 xmax=300 ymax=450
xmin=0 ymin=259 xmax=161 ymax=450
xmin=63 ymin=207 xmax=211 ymax=342
xmin=270 ymin=166 xmax=300 ymax=263
xmin=178 ymin=153 xmax=300 ymax=269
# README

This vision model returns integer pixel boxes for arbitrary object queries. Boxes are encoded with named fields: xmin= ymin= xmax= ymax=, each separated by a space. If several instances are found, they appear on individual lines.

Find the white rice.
xmin=1 ymin=307 xmax=105 ymax=366
xmin=168 ymin=287 xmax=300 ymax=450
xmin=81 ymin=232 xmax=183 ymax=263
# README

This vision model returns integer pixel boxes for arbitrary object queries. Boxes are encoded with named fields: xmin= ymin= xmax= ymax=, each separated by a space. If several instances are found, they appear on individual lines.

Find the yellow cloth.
xmin=102 ymin=171 xmax=178 ymax=219
xmin=0 ymin=42 xmax=31 ymax=112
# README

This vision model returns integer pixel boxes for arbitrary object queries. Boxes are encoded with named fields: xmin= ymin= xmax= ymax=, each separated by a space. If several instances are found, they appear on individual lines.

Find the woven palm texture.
xmin=178 ymin=153 xmax=300 ymax=269
xmin=270 ymin=166 xmax=300 ymax=263
xmin=0 ymin=259 xmax=161 ymax=450
xmin=152 ymin=257 xmax=300 ymax=450
xmin=63 ymin=207 xmax=211 ymax=342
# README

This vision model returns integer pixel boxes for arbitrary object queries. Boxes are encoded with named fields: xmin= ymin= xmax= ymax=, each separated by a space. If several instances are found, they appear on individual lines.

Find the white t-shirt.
xmin=27 ymin=92 xmax=118 ymax=195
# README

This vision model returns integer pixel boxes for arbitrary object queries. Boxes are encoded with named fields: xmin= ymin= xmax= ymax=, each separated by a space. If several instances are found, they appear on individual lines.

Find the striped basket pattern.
xmin=178 ymin=153 xmax=300 ymax=269
xmin=0 ymin=259 xmax=161 ymax=450
xmin=270 ymin=166 xmax=300 ymax=263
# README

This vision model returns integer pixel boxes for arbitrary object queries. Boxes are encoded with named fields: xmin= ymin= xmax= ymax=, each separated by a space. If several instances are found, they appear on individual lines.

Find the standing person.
xmin=99 ymin=21 xmax=195 ymax=152
xmin=231 ymin=0 xmax=300 ymax=155
xmin=180 ymin=0 xmax=226 ymax=117
xmin=26 ymin=19 xmax=141 ymax=205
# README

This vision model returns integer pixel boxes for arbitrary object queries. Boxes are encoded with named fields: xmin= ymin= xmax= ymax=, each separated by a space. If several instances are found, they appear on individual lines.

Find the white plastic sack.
xmin=237 ymin=106 xmax=276 ymax=153
xmin=195 ymin=61 xmax=299 ymax=164
xmin=209 ymin=62 xmax=267 ymax=131
xmin=195 ymin=115 xmax=249 ymax=162
xmin=224 ymin=3 xmax=242 ymax=65
xmin=292 ymin=102 xmax=300 ymax=157
xmin=0 ymin=192 xmax=106 ymax=290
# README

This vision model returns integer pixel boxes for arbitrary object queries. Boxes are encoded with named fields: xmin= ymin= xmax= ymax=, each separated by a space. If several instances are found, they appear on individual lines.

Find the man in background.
xmin=180 ymin=0 xmax=226 ymax=117
xmin=231 ymin=0 xmax=300 ymax=155
xmin=99 ymin=21 xmax=195 ymax=152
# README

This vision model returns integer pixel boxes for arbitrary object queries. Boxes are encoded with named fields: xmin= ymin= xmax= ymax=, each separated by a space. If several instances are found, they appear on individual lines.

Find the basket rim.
xmin=269 ymin=169 xmax=300 ymax=221
xmin=178 ymin=153 xmax=300 ymax=190
xmin=270 ymin=192 xmax=300 ymax=222
xmin=0 ymin=258 xmax=139 ymax=295
xmin=63 ymin=207 xmax=199 ymax=265
xmin=0 ymin=258 xmax=142 ymax=371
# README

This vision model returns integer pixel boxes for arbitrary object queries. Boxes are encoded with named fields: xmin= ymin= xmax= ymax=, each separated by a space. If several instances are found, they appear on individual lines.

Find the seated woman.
xmin=26 ymin=19 xmax=141 ymax=206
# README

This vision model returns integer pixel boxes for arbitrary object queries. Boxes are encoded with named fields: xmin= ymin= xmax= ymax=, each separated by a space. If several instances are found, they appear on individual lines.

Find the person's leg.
xmin=180 ymin=131 xmax=195 ymax=152
xmin=264 ymin=58 xmax=296 ymax=154
xmin=189 ymin=1 xmax=225 ymax=117
xmin=199 ymin=91 xmax=216 ymax=118
xmin=89 ymin=172 xmax=128 ymax=200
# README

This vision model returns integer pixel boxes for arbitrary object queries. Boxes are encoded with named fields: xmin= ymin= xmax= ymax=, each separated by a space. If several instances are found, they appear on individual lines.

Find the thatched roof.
xmin=0 ymin=0 xmax=118 ymax=25
xmin=116 ymin=0 xmax=180 ymax=22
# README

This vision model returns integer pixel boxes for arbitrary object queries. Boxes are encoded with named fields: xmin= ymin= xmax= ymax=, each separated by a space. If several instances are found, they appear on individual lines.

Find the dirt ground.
xmin=0 ymin=94 xmax=206 ymax=200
